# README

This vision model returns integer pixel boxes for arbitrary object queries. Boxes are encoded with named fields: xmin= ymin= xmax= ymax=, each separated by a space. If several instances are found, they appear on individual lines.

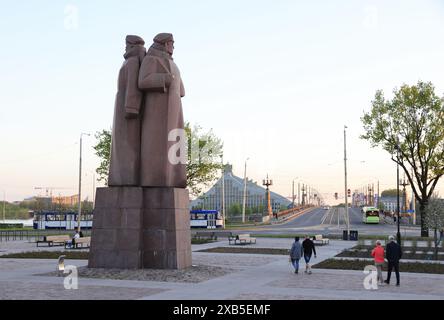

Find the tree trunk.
xmin=419 ymin=202 xmax=429 ymax=237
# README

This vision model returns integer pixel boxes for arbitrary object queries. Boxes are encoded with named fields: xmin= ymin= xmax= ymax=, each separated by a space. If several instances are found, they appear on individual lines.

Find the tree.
xmin=229 ymin=203 xmax=241 ymax=215
xmin=361 ymin=81 xmax=444 ymax=237
xmin=381 ymin=189 xmax=398 ymax=197
xmin=424 ymin=194 xmax=444 ymax=259
xmin=93 ymin=123 xmax=223 ymax=197
xmin=93 ymin=129 xmax=111 ymax=184
xmin=185 ymin=123 xmax=223 ymax=196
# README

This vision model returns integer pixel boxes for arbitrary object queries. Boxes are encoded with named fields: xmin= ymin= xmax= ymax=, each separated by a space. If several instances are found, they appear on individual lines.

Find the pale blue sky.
xmin=1 ymin=0 xmax=444 ymax=202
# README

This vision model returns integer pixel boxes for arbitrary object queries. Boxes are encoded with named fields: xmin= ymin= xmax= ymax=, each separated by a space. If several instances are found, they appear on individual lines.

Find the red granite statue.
xmin=108 ymin=35 xmax=146 ymax=186
xmin=138 ymin=33 xmax=187 ymax=188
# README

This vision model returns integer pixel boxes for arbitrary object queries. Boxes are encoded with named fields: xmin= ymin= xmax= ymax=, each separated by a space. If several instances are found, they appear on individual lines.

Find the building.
xmin=379 ymin=196 xmax=397 ymax=212
xmin=51 ymin=194 xmax=79 ymax=207
xmin=190 ymin=164 xmax=291 ymax=215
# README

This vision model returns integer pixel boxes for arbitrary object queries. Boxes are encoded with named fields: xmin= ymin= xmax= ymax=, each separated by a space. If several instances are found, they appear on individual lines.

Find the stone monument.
xmin=88 ymin=34 xmax=192 ymax=270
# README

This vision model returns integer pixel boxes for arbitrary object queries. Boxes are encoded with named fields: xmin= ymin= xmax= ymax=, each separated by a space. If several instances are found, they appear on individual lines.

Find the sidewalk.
xmin=0 ymin=238 xmax=443 ymax=300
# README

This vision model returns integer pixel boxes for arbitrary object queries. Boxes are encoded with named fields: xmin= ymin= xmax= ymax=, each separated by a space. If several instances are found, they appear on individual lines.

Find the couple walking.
xmin=371 ymin=236 xmax=403 ymax=286
xmin=289 ymin=236 xmax=317 ymax=274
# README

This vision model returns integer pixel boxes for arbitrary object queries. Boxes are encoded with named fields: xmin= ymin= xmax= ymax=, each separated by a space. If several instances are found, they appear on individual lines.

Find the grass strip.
xmin=313 ymin=258 xmax=444 ymax=274
xmin=0 ymin=251 xmax=89 ymax=260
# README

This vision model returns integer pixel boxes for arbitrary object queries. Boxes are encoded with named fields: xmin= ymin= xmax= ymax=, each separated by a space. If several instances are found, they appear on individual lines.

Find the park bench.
xmin=65 ymin=236 xmax=91 ymax=249
xmin=193 ymin=232 xmax=217 ymax=241
xmin=212 ymin=231 xmax=234 ymax=242
xmin=313 ymin=234 xmax=329 ymax=246
xmin=36 ymin=235 xmax=71 ymax=247
xmin=231 ymin=234 xmax=257 ymax=245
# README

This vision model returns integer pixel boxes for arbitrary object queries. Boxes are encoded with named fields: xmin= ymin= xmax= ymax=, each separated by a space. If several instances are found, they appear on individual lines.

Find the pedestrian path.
xmin=0 ymin=238 xmax=443 ymax=300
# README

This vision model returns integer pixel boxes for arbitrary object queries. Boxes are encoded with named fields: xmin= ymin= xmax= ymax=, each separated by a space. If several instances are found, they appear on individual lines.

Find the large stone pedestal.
xmin=88 ymin=187 xmax=191 ymax=270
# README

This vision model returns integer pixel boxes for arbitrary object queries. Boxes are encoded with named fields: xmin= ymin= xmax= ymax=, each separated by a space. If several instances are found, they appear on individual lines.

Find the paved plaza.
xmin=0 ymin=238 xmax=443 ymax=300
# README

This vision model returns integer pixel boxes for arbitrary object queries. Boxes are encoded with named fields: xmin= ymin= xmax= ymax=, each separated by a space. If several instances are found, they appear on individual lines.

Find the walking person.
xmin=371 ymin=240 xmax=385 ymax=285
xmin=302 ymin=235 xmax=317 ymax=274
xmin=385 ymin=235 xmax=402 ymax=286
xmin=439 ymin=228 xmax=444 ymax=247
xmin=289 ymin=237 xmax=303 ymax=274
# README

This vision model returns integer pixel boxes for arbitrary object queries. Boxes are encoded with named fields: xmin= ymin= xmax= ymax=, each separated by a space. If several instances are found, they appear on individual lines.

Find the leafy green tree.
xmin=186 ymin=123 xmax=223 ymax=196
xmin=381 ymin=189 xmax=398 ymax=197
xmin=93 ymin=123 xmax=223 ymax=197
xmin=93 ymin=129 xmax=111 ymax=184
xmin=424 ymin=194 xmax=444 ymax=259
xmin=361 ymin=81 xmax=444 ymax=237
xmin=229 ymin=203 xmax=241 ymax=215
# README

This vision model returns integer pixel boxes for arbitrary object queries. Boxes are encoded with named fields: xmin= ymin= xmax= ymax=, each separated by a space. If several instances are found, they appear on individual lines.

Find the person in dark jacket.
xmin=302 ymin=235 xmax=317 ymax=274
xmin=289 ymin=237 xmax=303 ymax=274
xmin=385 ymin=235 xmax=402 ymax=286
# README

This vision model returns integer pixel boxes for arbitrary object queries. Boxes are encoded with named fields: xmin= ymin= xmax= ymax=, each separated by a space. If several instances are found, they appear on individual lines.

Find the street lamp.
xmin=395 ymin=142 xmax=402 ymax=245
xmin=292 ymin=178 xmax=299 ymax=208
xmin=242 ymin=158 xmax=249 ymax=223
xmin=344 ymin=125 xmax=350 ymax=235
xmin=2 ymin=191 xmax=5 ymax=222
xmin=77 ymin=132 xmax=91 ymax=233
xmin=220 ymin=154 xmax=226 ymax=228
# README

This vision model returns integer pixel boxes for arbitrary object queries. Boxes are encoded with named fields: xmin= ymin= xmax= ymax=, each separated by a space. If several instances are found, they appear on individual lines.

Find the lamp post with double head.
xmin=292 ymin=178 xmax=299 ymax=209
xmin=395 ymin=141 xmax=402 ymax=246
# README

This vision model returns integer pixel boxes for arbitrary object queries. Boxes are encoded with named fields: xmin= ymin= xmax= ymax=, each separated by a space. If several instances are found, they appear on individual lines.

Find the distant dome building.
xmin=190 ymin=164 xmax=291 ymax=216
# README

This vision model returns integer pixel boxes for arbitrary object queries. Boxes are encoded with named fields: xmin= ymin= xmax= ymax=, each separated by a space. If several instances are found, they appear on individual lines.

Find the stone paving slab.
xmin=0 ymin=281 xmax=167 ymax=300
xmin=0 ymin=238 xmax=443 ymax=300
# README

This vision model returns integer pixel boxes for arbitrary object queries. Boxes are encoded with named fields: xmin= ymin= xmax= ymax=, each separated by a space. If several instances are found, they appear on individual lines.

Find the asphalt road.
xmin=245 ymin=206 xmax=422 ymax=237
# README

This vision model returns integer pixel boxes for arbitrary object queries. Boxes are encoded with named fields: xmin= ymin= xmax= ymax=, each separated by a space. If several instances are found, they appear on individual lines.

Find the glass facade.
xmin=190 ymin=165 xmax=291 ymax=214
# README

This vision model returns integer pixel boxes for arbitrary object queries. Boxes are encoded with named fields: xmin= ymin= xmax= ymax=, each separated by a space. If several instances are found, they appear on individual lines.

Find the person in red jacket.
xmin=371 ymin=240 xmax=385 ymax=285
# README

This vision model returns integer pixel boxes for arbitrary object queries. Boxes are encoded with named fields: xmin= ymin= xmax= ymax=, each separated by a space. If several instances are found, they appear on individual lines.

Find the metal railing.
xmin=0 ymin=229 xmax=92 ymax=242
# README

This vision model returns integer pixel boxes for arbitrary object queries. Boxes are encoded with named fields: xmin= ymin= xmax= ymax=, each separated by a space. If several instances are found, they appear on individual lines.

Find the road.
xmin=244 ymin=206 xmax=421 ymax=237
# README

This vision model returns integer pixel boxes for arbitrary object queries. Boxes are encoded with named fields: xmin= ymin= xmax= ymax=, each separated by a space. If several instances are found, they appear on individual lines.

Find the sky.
xmin=1 ymin=0 xmax=444 ymax=204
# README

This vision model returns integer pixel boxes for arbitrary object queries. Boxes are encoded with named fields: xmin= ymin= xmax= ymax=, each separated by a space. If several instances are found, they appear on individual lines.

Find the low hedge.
xmin=198 ymin=247 xmax=289 ymax=255
xmin=313 ymin=258 xmax=444 ymax=274
xmin=0 ymin=251 xmax=89 ymax=260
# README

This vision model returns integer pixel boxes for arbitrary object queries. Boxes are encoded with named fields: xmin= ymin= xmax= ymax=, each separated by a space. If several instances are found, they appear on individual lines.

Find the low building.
xmin=190 ymin=164 xmax=291 ymax=215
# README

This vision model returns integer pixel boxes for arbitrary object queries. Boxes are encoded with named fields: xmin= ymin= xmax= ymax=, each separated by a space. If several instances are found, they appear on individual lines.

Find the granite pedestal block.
xmin=88 ymin=187 xmax=191 ymax=270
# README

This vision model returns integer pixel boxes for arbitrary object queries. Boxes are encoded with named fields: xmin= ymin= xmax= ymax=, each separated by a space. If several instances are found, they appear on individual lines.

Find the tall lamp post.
xmin=395 ymin=142 xmax=402 ymax=245
xmin=2 ymin=191 xmax=5 ymax=222
xmin=344 ymin=125 xmax=350 ymax=235
xmin=77 ymin=132 xmax=90 ymax=233
xmin=242 ymin=158 xmax=249 ymax=223
xmin=292 ymin=178 xmax=299 ymax=208
xmin=220 ymin=155 xmax=225 ymax=228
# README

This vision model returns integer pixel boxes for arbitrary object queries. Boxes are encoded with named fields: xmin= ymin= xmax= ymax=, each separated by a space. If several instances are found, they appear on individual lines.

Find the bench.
xmin=230 ymin=234 xmax=257 ymax=245
xmin=313 ymin=234 xmax=329 ymax=246
xmin=36 ymin=235 xmax=71 ymax=247
xmin=65 ymin=237 xmax=91 ymax=249
xmin=212 ymin=231 xmax=235 ymax=242
xmin=193 ymin=232 xmax=217 ymax=241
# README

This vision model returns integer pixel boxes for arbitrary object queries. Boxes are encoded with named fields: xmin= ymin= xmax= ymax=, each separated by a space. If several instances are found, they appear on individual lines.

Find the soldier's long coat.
xmin=138 ymin=48 xmax=186 ymax=187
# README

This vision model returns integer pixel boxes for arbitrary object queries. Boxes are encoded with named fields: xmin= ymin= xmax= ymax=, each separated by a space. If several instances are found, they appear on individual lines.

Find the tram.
xmin=33 ymin=211 xmax=93 ymax=230
xmin=190 ymin=210 xmax=223 ymax=229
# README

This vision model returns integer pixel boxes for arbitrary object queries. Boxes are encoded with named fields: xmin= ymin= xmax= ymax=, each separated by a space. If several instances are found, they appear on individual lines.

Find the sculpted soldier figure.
xmin=90 ymin=34 xmax=191 ymax=270
xmin=108 ymin=35 xmax=146 ymax=186
xmin=138 ymin=33 xmax=186 ymax=188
